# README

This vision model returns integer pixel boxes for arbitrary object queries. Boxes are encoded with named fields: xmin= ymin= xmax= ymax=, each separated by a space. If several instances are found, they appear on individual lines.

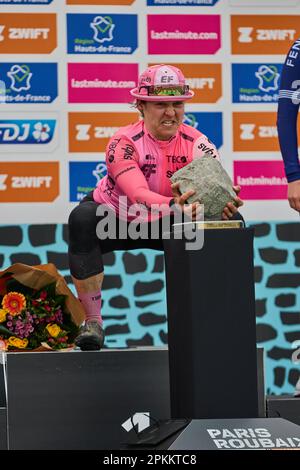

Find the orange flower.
xmin=2 ymin=292 xmax=26 ymax=316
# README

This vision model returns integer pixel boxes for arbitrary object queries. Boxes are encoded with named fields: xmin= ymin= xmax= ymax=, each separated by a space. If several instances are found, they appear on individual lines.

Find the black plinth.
xmin=267 ymin=395 xmax=300 ymax=426
xmin=163 ymin=227 xmax=259 ymax=419
xmin=5 ymin=348 xmax=171 ymax=449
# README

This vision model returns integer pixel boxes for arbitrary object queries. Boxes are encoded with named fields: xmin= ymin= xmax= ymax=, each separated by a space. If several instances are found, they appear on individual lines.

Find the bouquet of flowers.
xmin=0 ymin=263 xmax=84 ymax=351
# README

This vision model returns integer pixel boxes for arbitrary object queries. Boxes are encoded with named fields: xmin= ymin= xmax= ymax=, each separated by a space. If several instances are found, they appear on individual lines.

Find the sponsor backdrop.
xmin=0 ymin=0 xmax=300 ymax=394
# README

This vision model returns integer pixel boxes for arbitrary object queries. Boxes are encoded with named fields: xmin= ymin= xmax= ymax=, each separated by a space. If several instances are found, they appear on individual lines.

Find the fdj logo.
xmin=0 ymin=120 xmax=56 ymax=144
xmin=90 ymin=16 xmax=114 ymax=44
xmin=7 ymin=64 xmax=32 ymax=92
xmin=255 ymin=65 xmax=280 ymax=92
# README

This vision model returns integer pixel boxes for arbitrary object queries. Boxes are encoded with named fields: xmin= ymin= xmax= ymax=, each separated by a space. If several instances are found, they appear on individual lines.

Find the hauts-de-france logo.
xmin=183 ymin=112 xmax=223 ymax=149
xmin=255 ymin=65 xmax=280 ymax=92
xmin=90 ymin=16 xmax=114 ymax=43
xmin=232 ymin=63 xmax=282 ymax=103
xmin=7 ymin=64 xmax=32 ymax=92
xmin=69 ymin=161 xmax=107 ymax=201
xmin=67 ymin=13 xmax=137 ymax=54
xmin=2 ymin=62 xmax=58 ymax=104
xmin=183 ymin=113 xmax=198 ymax=129
xmin=92 ymin=162 xmax=107 ymax=183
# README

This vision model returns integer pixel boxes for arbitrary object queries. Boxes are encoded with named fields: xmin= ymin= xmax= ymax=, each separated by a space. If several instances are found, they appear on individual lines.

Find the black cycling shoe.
xmin=75 ymin=321 xmax=105 ymax=351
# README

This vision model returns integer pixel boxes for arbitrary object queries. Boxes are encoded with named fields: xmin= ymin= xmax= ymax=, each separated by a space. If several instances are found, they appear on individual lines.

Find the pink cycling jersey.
xmin=93 ymin=120 xmax=220 ymax=221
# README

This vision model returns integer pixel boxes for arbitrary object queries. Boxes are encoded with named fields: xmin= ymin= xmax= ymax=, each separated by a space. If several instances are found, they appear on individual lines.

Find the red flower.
xmin=39 ymin=291 xmax=47 ymax=300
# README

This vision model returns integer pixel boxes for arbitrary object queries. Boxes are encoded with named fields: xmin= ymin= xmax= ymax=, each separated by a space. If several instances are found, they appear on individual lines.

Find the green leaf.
xmin=0 ymin=324 xmax=12 ymax=336
xmin=54 ymin=295 xmax=66 ymax=308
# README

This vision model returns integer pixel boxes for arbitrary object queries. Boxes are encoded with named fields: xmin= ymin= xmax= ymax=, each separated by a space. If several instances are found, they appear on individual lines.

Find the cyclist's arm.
xmin=277 ymin=39 xmax=300 ymax=182
xmin=192 ymin=133 xmax=220 ymax=161
xmin=107 ymin=136 xmax=172 ymax=209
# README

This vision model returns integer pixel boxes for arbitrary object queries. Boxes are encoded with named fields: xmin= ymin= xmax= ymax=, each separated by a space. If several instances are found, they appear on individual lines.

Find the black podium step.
xmin=5 ymin=348 xmax=171 ymax=450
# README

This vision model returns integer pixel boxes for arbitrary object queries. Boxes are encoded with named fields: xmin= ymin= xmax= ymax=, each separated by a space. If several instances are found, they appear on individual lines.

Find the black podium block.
xmin=267 ymin=395 xmax=300 ymax=426
xmin=163 ymin=227 xmax=259 ymax=419
xmin=5 ymin=348 xmax=171 ymax=449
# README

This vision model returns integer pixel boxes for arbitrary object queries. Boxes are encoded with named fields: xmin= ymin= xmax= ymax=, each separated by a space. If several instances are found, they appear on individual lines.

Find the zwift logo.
xmin=240 ymin=124 xmax=255 ymax=140
xmin=240 ymin=123 xmax=278 ymax=140
xmin=238 ymin=27 xmax=253 ymax=43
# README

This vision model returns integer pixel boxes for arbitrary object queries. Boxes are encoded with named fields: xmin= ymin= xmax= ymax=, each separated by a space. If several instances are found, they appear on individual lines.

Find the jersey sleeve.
xmin=192 ymin=133 xmax=221 ymax=161
xmin=106 ymin=135 xmax=172 ymax=208
xmin=277 ymin=39 xmax=300 ymax=182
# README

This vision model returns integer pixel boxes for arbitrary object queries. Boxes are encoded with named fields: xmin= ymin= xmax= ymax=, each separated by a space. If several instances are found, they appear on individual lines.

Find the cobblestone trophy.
xmin=171 ymin=155 xmax=237 ymax=220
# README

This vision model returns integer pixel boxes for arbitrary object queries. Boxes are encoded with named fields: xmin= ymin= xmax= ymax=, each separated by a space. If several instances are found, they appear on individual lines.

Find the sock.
xmin=78 ymin=290 xmax=103 ymax=325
